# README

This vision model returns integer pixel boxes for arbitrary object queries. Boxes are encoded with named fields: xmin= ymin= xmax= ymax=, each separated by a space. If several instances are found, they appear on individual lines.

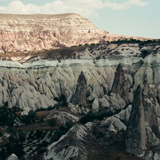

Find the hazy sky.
xmin=0 ymin=0 xmax=159 ymax=38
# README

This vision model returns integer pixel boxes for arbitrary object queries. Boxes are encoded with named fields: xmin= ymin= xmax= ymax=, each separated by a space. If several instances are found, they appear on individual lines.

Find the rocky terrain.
xmin=0 ymin=13 xmax=150 ymax=53
xmin=0 ymin=41 xmax=160 ymax=160
xmin=0 ymin=13 xmax=106 ymax=53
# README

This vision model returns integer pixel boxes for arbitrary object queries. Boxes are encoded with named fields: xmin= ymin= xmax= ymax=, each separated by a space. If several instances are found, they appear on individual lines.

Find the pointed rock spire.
xmin=126 ymin=85 xmax=146 ymax=156
xmin=71 ymin=71 xmax=87 ymax=105
xmin=112 ymin=63 xmax=129 ymax=103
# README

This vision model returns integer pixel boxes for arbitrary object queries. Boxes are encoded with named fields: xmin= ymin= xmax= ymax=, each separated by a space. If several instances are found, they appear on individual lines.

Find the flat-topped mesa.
xmin=0 ymin=13 xmax=102 ymax=32
xmin=0 ymin=13 xmax=107 ymax=53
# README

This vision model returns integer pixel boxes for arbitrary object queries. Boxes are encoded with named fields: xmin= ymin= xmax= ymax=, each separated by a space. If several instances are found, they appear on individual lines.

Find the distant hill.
xmin=0 ymin=13 xmax=150 ymax=53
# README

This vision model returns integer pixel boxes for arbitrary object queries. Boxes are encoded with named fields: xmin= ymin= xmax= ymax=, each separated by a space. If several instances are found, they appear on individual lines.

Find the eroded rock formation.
xmin=126 ymin=84 xmax=160 ymax=158
xmin=126 ymin=85 xmax=146 ymax=157
xmin=1 ymin=43 xmax=160 ymax=159
xmin=71 ymin=71 xmax=87 ymax=105
xmin=46 ymin=124 xmax=91 ymax=160
xmin=0 ymin=13 xmax=150 ymax=53
xmin=112 ymin=63 xmax=129 ymax=103
xmin=0 ymin=13 xmax=108 ymax=53
xmin=0 ymin=43 xmax=160 ymax=112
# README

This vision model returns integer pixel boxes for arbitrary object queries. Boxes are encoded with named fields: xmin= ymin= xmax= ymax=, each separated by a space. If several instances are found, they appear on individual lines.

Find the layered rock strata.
xmin=0 ymin=13 xmax=107 ymax=53
xmin=0 ymin=13 xmax=150 ymax=53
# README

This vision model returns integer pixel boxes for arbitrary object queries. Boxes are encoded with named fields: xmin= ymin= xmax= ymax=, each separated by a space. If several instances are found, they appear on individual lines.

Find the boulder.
xmin=6 ymin=154 xmax=18 ymax=160
xmin=92 ymin=99 xmax=99 ymax=113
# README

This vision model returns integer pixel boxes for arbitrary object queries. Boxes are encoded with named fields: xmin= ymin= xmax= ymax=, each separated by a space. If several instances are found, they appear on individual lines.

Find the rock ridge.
xmin=0 ymin=13 xmax=106 ymax=53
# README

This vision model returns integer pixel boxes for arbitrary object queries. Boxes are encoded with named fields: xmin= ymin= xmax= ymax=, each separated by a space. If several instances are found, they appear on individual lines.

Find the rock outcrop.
xmin=71 ymin=71 xmax=87 ymax=105
xmin=0 ymin=13 xmax=150 ymax=53
xmin=112 ymin=63 xmax=129 ymax=103
xmin=0 ymin=43 xmax=160 ymax=113
xmin=1 ymin=42 xmax=160 ymax=159
xmin=44 ymin=109 xmax=79 ymax=125
xmin=45 ymin=124 xmax=91 ymax=160
xmin=99 ymin=93 xmax=126 ymax=113
xmin=45 ymin=106 xmax=133 ymax=160
xmin=0 ymin=13 xmax=107 ymax=53
xmin=126 ymin=84 xmax=160 ymax=158
xmin=6 ymin=154 xmax=18 ymax=160
xmin=126 ymin=85 xmax=146 ymax=157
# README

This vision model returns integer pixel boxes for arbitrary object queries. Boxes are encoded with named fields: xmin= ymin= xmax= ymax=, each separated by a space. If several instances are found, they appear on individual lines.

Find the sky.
xmin=0 ymin=0 xmax=159 ymax=39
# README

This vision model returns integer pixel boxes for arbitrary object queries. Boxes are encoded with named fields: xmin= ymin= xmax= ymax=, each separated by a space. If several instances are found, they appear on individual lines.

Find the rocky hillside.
xmin=0 ymin=13 xmax=107 ymax=53
xmin=1 ymin=41 xmax=160 ymax=160
xmin=0 ymin=13 xmax=150 ymax=53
